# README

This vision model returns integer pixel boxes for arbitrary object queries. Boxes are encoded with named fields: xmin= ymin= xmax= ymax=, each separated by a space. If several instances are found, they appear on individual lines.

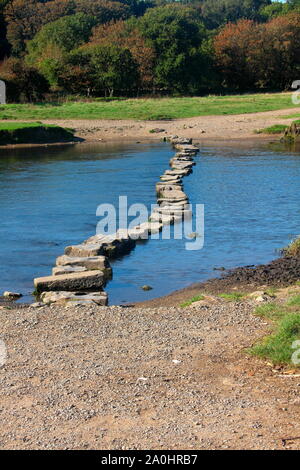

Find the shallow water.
xmin=0 ymin=140 xmax=299 ymax=304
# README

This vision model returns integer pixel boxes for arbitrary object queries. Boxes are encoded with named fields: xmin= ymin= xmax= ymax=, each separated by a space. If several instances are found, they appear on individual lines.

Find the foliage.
xmin=88 ymin=19 xmax=156 ymax=88
xmin=214 ymin=12 xmax=300 ymax=91
xmin=57 ymin=44 xmax=139 ymax=97
xmin=0 ymin=57 xmax=49 ymax=101
xmin=180 ymin=295 xmax=205 ymax=307
xmin=284 ymin=237 xmax=300 ymax=258
xmin=0 ymin=1 xmax=300 ymax=100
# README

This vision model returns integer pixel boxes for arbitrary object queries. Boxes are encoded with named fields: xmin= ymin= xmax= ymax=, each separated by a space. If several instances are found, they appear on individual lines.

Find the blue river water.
xmin=0 ymin=140 xmax=299 ymax=304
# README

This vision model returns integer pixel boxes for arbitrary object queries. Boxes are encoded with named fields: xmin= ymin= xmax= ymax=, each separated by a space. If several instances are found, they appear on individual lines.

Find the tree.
xmin=136 ymin=4 xmax=210 ymax=93
xmin=4 ymin=0 xmax=130 ymax=56
xmin=214 ymin=12 xmax=300 ymax=91
xmin=201 ymin=0 xmax=271 ymax=29
xmin=0 ymin=56 xmax=49 ymax=101
xmin=214 ymin=19 xmax=259 ymax=90
xmin=25 ymin=13 xmax=97 ymax=86
xmin=89 ymin=20 xmax=156 ymax=89
xmin=58 ymin=44 xmax=139 ymax=96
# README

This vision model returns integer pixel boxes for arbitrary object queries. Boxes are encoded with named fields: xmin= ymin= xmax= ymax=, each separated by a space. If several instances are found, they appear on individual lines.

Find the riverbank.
xmin=0 ymin=122 xmax=77 ymax=145
xmin=136 ymin=254 xmax=300 ymax=308
xmin=0 ymin=106 xmax=297 ymax=148
xmin=41 ymin=107 xmax=299 ymax=144
xmin=1 ymin=284 xmax=300 ymax=450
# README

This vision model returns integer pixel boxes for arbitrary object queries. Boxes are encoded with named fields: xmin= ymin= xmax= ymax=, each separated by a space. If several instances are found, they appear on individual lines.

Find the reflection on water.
xmin=0 ymin=140 xmax=299 ymax=304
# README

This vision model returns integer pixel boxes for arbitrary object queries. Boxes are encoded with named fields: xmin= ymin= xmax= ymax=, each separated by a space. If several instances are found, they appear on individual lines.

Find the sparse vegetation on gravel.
xmin=249 ymin=292 xmax=300 ymax=366
xmin=180 ymin=294 xmax=204 ymax=308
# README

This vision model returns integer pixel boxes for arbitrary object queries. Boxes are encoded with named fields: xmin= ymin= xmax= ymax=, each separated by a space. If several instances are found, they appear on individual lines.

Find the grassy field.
xmin=0 ymin=122 xmax=75 ymax=144
xmin=0 ymin=92 xmax=298 ymax=121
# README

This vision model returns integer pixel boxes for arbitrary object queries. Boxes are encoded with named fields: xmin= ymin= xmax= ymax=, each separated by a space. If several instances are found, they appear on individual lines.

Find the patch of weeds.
xmin=283 ymin=236 xmax=300 ymax=257
xmin=255 ymin=124 xmax=288 ymax=135
xmin=218 ymin=292 xmax=245 ymax=302
xmin=180 ymin=295 xmax=205 ymax=308
xmin=254 ymin=303 xmax=285 ymax=321
xmin=264 ymin=287 xmax=278 ymax=296
xmin=248 ymin=314 xmax=300 ymax=366
xmin=287 ymin=295 xmax=300 ymax=307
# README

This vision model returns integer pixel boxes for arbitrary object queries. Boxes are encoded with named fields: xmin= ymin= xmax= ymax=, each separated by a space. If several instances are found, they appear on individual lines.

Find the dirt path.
xmin=43 ymin=107 xmax=299 ymax=143
xmin=0 ymin=299 xmax=300 ymax=450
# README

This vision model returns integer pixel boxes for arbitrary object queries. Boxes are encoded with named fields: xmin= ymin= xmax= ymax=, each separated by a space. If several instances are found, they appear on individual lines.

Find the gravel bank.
xmin=0 ymin=301 xmax=300 ymax=450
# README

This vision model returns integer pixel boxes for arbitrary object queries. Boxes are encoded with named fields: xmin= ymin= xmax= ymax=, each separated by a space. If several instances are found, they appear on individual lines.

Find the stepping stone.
xmin=56 ymin=255 xmax=110 ymax=271
xmin=66 ymin=235 xmax=135 ymax=259
xmin=52 ymin=265 xmax=87 ymax=276
xmin=65 ymin=243 xmax=105 ymax=257
xmin=170 ymin=162 xmax=195 ymax=170
xmin=40 ymin=291 xmax=108 ymax=306
xmin=34 ymin=271 xmax=105 ymax=293
xmin=164 ymin=169 xmax=191 ymax=177
xmin=158 ymin=189 xmax=187 ymax=200
xmin=149 ymin=212 xmax=174 ymax=225
xmin=173 ymin=154 xmax=195 ymax=160
xmin=156 ymin=183 xmax=183 ymax=193
xmin=174 ymin=144 xmax=199 ymax=153
xmin=160 ymin=174 xmax=182 ymax=182
xmin=168 ymin=136 xmax=193 ymax=145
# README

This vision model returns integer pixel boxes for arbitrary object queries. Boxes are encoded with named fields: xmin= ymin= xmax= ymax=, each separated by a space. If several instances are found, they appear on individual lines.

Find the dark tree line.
xmin=0 ymin=0 xmax=299 ymax=101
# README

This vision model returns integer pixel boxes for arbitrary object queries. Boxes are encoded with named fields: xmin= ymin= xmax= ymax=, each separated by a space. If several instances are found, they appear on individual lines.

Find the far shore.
xmin=0 ymin=107 xmax=298 ymax=148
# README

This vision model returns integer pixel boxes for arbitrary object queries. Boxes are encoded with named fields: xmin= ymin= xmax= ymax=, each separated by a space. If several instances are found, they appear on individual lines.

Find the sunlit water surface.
xmin=0 ymin=140 xmax=299 ymax=304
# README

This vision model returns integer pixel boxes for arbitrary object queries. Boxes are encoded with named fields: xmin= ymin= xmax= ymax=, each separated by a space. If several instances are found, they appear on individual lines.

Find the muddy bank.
xmin=137 ymin=255 xmax=300 ymax=308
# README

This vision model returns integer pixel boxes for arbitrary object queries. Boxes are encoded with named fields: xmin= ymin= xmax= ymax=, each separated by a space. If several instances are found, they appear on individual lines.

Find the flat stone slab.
xmin=156 ymin=183 xmax=183 ymax=193
xmin=168 ymin=136 xmax=192 ymax=145
xmin=65 ymin=243 xmax=105 ymax=257
xmin=158 ymin=189 xmax=187 ymax=200
xmin=170 ymin=162 xmax=194 ymax=170
xmin=65 ymin=236 xmax=135 ymax=259
xmin=164 ymin=169 xmax=191 ymax=177
xmin=174 ymin=144 xmax=199 ymax=153
xmin=160 ymin=174 xmax=182 ymax=182
xmin=138 ymin=221 xmax=163 ymax=235
xmin=160 ymin=200 xmax=190 ymax=209
xmin=56 ymin=255 xmax=109 ymax=270
xmin=40 ymin=291 xmax=108 ymax=306
xmin=174 ymin=154 xmax=195 ymax=160
xmin=34 ymin=271 xmax=105 ymax=292
xmin=149 ymin=212 xmax=174 ymax=225
xmin=158 ymin=197 xmax=189 ymax=205
xmin=53 ymin=265 xmax=87 ymax=276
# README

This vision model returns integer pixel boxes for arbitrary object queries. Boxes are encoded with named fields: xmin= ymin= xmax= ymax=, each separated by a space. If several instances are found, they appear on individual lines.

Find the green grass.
xmin=0 ymin=92 xmax=297 ymax=121
xmin=0 ymin=122 xmax=75 ymax=144
xmin=256 ymin=124 xmax=289 ymax=134
xmin=257 ymin=118 xmax=300 ymax=135
xmin=0 ymin=122 xmax=57 ymax=130
xmin=180 ymin=295 xmax=205 ymax=308
xmin=249 ymin=292 xmax=300 ymax=366
xmin=284 ymin=237 xmax=300 ymax=258
xmin=249 ymin=314 xmax=300 ymax=365
xmin=254 ymin=303 xmax=286 ymax=321
xmin=218 ymin=292 xmax=245 ymax=302
xmin=287 ymin=295 xmax=300 ymax=307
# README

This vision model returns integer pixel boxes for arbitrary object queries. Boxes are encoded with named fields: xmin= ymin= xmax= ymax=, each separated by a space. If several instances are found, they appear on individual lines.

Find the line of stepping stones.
xmin=33 ymin=137 xmax=199 ymax=306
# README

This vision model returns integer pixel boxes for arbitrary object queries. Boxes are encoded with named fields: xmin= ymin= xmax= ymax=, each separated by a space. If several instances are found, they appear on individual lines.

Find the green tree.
xmin=0 ymin=56 xmax=49 ymax=101
xmin=26 ymin=13 xmax=97 ymax=86
xmin=136 ymin=4 xmax=210 ymax=93
xmin=201 ymin=0 xmax=271 ymax=29
xmin=58 ymin=44 xmax=139 ymax=96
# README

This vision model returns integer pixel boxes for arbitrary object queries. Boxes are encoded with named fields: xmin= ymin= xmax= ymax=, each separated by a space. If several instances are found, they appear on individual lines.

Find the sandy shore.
xmin=42 ymin=107 xmax=298 ymax=143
